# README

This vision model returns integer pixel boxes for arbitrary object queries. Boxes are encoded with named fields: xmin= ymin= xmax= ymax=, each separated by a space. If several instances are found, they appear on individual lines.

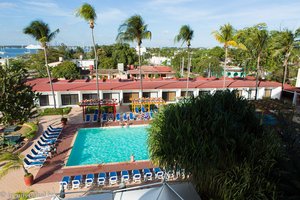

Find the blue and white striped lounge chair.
xmin=132 ymin=169 xmax=141 ymax=183
xmin=141 ymin=106 xmax=146 ymax=113
xmin=23 ymin=158 xmax=44 ymax=169
xmin=115 ymin=113 xmax=121 ymax=121
xmin=153 ymin=167 xmax=164 ymax=179
xmin=40 ymin=136 xmax=56 ymax=145
xmin=85 ymin=114 xmax=91 ymax=122
xmin=31 ymin=148 xmax=48 ymax=157
xmin=109 ymin=172 xmax=118 ymax=185
xmin=60 ymin=176 xmax=70 ymax=190
xmin=93 ymin=114 xmax=98 ymax=122
xmin=121 ymin=170 xmax=129 ymax=183
xmin=45 ymin=129 xmax=60 ymax=135
xmin=102 ymin=113 xmax=107 ymax=122
xmin=49 ymin=125 xmax=62 ymax=132
xmin=72 ymin=175 xmax=82 ymax=189
xmin=44 ymin=130 xmax=59 ymax=137
xmin=129 ymin=112 xmax=135 ymax=121
xmin=85 ymin=174 xmax=94 ymax=188
xmin=135 ymin=107 xmax=139 ymax=114
xmin=34 ymin=144 xmax=50 ymax=152
xmin=98 ymin=172 xmax=106 ymax=186
xmin=26 ymin=154 xmax=47 ymax=162
xmin=42 ymin=132 xmax=59 ymax=140
xmin=47 ymin=127 xmax=61 ymax=134
xmin=143 ymin=168 xmax=153 ymax=181
xmin=37 ymin=140 xmax=51 ymax=149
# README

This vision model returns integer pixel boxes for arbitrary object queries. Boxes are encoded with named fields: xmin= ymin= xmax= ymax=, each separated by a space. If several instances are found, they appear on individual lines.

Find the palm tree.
xmin=116 ymin=15 xmax=152 ymax=95
xmin=24 ymin=20 xmax=59 ymax=108
xmin=272 ymin=28 xmax=300 ymax=88
xmin=175 ymin=25 xmax=194 ymax=97
xmin=0 ymin=152 xmax=29 ymax=179
xmin=76 ymin=3 xmax=99 ymax=99
xmin=212 ymin=23 xmax=245 ymax=88
xmin=238 ymin=24 xmax=268 ymax=99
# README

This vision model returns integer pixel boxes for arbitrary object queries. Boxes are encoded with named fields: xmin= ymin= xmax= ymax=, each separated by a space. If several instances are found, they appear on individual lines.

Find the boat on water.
xmin=25 ymin=44 xmax=42 ymax=49
xmin=0 ymin=51 xmax=4 ymax=55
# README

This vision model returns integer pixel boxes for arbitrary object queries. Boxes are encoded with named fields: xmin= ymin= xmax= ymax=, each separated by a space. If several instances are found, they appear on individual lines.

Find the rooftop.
xmin=27 ymin=77 xmax=290 ymax=92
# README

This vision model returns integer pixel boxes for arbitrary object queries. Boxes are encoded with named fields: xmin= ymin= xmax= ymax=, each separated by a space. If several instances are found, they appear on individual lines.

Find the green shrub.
xmin=23 ymin=122 xmax=38 ymax=139
xmin=40 ymin=107 xmax=72 ymax=116
xmin=148 ymin=90 xmax=282 ymax=199
xmin=85 ymin=106 xmax=114 ymax=114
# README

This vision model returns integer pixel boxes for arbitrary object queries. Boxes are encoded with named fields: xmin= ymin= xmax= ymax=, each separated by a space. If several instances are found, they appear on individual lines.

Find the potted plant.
xmin=0 ymin=152 xmax=34 ymax=186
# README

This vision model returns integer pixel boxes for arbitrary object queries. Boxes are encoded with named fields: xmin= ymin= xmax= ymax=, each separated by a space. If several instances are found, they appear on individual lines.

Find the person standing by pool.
xmin=130 ymin=153 xmax=135 ymax=162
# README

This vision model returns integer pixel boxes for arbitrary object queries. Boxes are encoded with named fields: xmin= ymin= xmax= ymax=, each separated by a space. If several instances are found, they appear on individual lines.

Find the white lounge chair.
xmin=72 ymin=175 xmax=82 ymax=189
xmin=98 ymin=172 xmax=106 ymax=186
xmin=109 ymin=172 xmax=118 ymax=185
xmin=85 ymin=174 xmax=94 ymax=187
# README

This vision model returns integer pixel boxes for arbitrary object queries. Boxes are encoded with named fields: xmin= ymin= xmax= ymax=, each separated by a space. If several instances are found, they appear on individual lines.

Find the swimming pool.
xmin=66 ymin=126 xmax=149 ymax=166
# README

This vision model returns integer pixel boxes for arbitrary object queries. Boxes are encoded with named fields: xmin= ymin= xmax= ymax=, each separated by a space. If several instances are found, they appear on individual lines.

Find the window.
xmin=39 ymin=95 xmax=49 ymax=106
xmin=264 ymin=89 xmax=272 ymax=98
xmin=162 ymin=91 xmax=176 ymax=102
xmin=61 ymin=94 xmax=79 ymax=105
xmin=143 ymin=92 xmax=150 ymax=98
xmin=123 ymin=92 xmax=139 ymax=103
xmin=199 ymin=91 xmax=210 ymax=96
xmin=180 ymin=91 xmax=193 ymax=97
xmin=103 ymin=93 xmax=112 ymax=100
xmin=82 ymin=93 xmax=98 ymax=100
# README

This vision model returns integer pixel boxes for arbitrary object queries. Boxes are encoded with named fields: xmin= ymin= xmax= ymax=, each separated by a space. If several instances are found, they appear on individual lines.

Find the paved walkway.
xmin=0 ymin=107 xmax=155 ymax=200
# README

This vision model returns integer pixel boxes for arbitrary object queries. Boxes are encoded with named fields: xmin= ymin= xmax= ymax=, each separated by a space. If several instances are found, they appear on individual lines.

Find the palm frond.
xmin=75 ymin=3 xmax=97 ymax=21
xmin=175 ymin=25 xmax=194 ymax=48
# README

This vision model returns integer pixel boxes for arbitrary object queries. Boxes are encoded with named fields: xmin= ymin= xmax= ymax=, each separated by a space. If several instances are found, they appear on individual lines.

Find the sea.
xmin=0 ymin=48 xmax=38 ymax=58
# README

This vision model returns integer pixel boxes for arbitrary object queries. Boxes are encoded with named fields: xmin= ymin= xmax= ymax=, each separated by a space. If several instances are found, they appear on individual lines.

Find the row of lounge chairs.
xmin=60 ymin=167 xmax=164 ymax=190
xmin=84 ymin=112 xmax=155 ymax=122
xmin=23 ymin=125 xmax=62 ymax=169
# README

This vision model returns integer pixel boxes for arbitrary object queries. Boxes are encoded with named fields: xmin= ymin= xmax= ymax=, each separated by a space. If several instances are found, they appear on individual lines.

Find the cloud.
xmin=21 ymin=0 xmax=72 ymax=17
xmin=150 ymin=0 xmax=194 ymax=5
xmin=98 ymin=8 xmax=127 ymax=24
xmin=0 ymin=2 xmax=16 ymax=9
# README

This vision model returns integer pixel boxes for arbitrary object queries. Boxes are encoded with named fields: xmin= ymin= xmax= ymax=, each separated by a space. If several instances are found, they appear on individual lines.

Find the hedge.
xmin=40 ymin=107 xmax=72 ymax=116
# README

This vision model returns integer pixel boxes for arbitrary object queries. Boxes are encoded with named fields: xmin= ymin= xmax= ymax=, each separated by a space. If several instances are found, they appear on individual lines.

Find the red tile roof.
xmin=128 ymin=66 xmax=175 ymax=74
xmin=27 ymin=77 xmax=284 ymax=92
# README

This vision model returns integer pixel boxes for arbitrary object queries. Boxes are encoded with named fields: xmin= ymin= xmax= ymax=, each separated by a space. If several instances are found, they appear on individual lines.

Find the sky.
xmin=0 ymin=0 xmax=300 ymax=48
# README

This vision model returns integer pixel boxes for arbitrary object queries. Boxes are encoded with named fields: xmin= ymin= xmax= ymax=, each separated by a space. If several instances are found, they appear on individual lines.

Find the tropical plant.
xmin=212 ymin=23 xmax=245 ymax=88
xmin=52 ymin=61 xmax=80 ymax=79
xmin=0 ymin=152 xmax=30 ymax=179
xmin=23 ymin=20 xmax=59 ymax=108
xmin=116 ymin=14 xmax=152 ymax=94
xmin=76 ymin=3 xmax=99 ymax=98
xmin=0 ymin=60 xmax=38 ymax=125
xmin=148 ymin=90 xmax=282 ymax=199
xmin=271 ymin=28 xmax=300 ymax=88
xmin=175 ymin=25 xmax=194 ymax=96
xmin=14 ymin=190 xmax=34 ymax=200
xmin=238 ymin=23 xmax=269 ymax=99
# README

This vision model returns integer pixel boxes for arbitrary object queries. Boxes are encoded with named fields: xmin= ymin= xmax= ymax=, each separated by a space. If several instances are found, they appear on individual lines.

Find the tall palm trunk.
xmin=138 ymin=44 xmax=143 ymax=96
xmin=44 ymin=46 xmax=56 ymax=108
xmin=282 ymin=51 xmax=291 ymax=89
xmin=255 ymin=54 xmax=261 ymax=100
xmin=186 ymin=47 xmax=191 ymax=98
xmin=91 ymin=28 xmax=99 ymax=99
xmin=223 ymin=46 xmax=228 ymax=88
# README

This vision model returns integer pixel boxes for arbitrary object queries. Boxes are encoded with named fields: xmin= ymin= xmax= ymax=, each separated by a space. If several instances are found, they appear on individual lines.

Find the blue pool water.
xmin=66 ymin=126 xmax=149 ymax=166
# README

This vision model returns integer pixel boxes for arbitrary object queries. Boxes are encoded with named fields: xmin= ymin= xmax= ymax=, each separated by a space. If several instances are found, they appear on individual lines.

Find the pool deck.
xmin=35 ymin=120 xmax=154 ymax=184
